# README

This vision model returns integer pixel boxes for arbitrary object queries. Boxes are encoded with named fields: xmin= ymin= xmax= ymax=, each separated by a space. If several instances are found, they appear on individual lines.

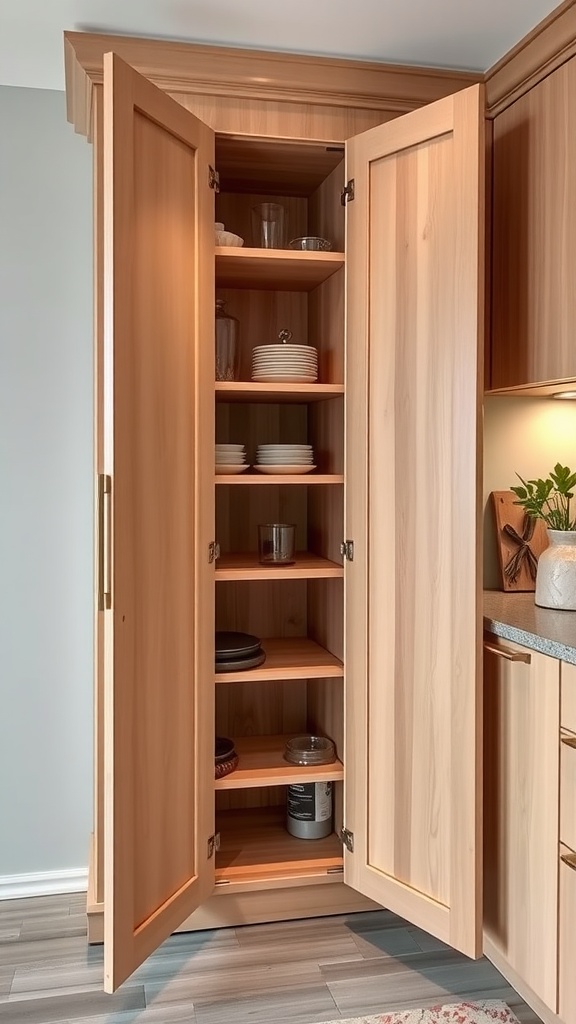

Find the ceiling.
xmin=1 ymin=0 xmax=561 ymax=92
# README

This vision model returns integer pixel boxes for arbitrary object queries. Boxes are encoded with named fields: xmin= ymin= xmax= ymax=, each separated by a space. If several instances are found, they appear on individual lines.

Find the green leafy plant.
xmin=511 ymin=463 xmax=576 ymax=531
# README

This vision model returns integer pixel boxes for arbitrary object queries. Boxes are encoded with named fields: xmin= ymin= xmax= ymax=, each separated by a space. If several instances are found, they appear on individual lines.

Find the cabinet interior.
xmin=212 ymin=134 xmax=346 ymax=889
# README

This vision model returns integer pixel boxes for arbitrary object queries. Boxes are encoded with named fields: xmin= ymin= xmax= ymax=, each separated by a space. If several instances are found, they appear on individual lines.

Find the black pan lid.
xmin=215 ymin=631 xmax=261 ymax=659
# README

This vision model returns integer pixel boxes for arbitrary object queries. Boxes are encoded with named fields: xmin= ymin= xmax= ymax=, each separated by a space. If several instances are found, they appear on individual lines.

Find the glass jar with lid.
xmin=215 ymin=299 xmax=240 ymax=381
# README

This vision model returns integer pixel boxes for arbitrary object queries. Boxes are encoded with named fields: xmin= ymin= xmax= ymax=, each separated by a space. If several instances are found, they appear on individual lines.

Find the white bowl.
xmin=216 ymin=230 xmax=244 ymax=247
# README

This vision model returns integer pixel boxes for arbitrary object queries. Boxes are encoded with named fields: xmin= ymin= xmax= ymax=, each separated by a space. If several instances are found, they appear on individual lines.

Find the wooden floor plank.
xmin=0 ymin=894 xmax=545 ymax=1024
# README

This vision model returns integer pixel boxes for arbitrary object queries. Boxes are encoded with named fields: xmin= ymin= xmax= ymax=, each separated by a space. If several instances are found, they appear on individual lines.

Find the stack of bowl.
xmin=215 ymin=443 xmax=248 ymax=475
xmin=255 ymin=444 xmax=316 ymax=475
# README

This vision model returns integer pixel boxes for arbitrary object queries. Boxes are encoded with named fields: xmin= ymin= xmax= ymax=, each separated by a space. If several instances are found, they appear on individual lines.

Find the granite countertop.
xmin=484 ymin=590 xmax=576 ymax=665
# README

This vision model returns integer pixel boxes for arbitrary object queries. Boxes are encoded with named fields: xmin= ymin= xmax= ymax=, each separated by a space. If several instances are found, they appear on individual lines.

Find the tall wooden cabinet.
xmin=65 ymin=34 xmax=484 ymax=994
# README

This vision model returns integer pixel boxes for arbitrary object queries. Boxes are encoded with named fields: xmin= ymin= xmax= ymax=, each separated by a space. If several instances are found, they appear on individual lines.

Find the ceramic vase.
xmin=535 ymin=530 xmax=576 ymax=610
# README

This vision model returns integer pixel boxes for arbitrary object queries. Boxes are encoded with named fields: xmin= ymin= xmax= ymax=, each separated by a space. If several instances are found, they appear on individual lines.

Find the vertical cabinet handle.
xmin=560 ymin=851 xmax=576 ymax=872
xmin=98 ymin=474 xmax=112 ymax=611
xmin=483 ymin=641 xmax=531 ymax=664
xmin=561 ymin=735 xmax=576 ymax=750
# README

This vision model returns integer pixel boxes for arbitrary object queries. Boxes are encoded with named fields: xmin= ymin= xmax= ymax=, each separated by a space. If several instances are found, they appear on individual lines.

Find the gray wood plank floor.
xmin=0 ymin=894 xmax=544 ymax=1024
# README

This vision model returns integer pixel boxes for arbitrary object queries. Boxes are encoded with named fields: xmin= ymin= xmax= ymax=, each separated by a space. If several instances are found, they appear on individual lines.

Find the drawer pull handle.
xmin=483 ymin=641 xmax=531 ymax=664
xmin=561 ymin=735 xmax=576 ymax=749
xmin=561 ymin=852 xmax=576 ymax=872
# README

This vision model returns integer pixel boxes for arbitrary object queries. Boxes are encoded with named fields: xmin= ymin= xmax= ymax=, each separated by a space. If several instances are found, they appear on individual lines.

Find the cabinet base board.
xmin=87 ymin=880 xmax=381 ymax=944
xmin=483 ymin=936 xmax=563 ymax=1024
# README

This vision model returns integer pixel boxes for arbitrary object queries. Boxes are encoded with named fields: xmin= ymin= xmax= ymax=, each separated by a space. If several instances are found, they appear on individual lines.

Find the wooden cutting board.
xmin=491 ymin=490 xmax=549 ymax=592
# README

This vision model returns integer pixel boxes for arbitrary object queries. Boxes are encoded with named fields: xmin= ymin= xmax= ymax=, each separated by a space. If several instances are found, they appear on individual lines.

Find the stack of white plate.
xmin=255 ymin=444 xmax=316 ymax=475
xmin=251 ymin=344 xmax=318 ymax=383
xmin=215 ymin=444 xmax=249 ymax=475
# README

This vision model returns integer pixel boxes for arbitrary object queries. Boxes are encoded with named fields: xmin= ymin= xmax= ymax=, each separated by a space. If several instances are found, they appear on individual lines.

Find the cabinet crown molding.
xmin=64 ymin=30 xmax=480 ymax=138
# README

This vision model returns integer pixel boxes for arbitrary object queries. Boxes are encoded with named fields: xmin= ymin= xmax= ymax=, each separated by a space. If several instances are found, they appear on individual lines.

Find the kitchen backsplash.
xmin=483 ymin=396 xmax=576 ymax=589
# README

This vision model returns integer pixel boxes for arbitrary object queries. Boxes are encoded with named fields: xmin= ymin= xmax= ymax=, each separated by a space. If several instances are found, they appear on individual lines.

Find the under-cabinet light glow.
xmin=552 ymin=391 xmax=576 ymax=400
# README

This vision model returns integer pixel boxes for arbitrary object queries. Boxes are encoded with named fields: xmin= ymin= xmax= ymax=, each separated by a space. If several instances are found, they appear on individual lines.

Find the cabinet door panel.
xmin=491 ymin=57 xmax=576 ymax=389
xmin=345 ymin=85 xmax=484 ymax=957
xmin=102 ymin=53 xmax=215 ymax=992
xmin=483 ymin=641 xmax=559 ymax=1010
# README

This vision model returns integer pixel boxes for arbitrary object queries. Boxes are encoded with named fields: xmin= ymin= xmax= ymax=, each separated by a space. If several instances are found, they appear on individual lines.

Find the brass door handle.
xmin=483 ymin=641 xmax=531 ymax=664
xmin=561 ymin=851 xmax=576 ymax=872
xmin=98 ymin=474 xmax=111 ymax=611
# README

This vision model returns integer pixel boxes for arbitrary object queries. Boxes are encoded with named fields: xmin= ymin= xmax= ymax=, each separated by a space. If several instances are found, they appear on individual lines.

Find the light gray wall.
xmin=0 ymin=86 xmax=93 ymax=877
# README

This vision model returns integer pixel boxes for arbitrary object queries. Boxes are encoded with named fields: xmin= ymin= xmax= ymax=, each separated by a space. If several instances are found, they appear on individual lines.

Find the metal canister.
xmin=286 ymin=781 xmax=333 ymax=839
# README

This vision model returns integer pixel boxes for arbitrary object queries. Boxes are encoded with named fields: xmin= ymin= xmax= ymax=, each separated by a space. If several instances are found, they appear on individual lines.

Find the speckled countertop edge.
xmin=484 ymin=591 xmax=576 ymax=666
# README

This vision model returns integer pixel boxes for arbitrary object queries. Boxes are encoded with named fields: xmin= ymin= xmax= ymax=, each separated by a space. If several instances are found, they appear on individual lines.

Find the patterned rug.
xmin=322 ymin=1002 xmax=520 ymax=1024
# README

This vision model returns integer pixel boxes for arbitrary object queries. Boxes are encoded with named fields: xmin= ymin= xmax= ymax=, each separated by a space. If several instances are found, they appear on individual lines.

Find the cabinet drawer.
xmin=559 ymin=845 xmax=576 ymax=1024
xmin=562 ymin=662 xmax=576 ymax=733
xmin=561 ymin=733 xmax=576 ymax=851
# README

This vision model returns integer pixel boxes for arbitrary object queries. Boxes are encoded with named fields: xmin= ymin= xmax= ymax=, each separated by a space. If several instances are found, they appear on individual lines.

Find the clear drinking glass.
xmin=251 ymin=202 xmax=286 ymax=249
xmin=258 ymin=523 xmax=295 ymax=565
xmin=215 ymin=299 xmax=240 ymax=381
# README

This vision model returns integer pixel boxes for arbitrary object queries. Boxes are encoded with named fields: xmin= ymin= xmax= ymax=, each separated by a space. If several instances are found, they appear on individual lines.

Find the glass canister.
xmin=215 ymin=299 xmax=240 ymax=381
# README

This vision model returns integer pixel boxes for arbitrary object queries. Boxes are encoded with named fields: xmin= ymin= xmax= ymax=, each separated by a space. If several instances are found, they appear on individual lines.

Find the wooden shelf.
xmin=215 ymin=247 xmax=345 ymax=290
xmin=215 ymin=806 xmax=343 ymax=886
xmin=215 ymin=136 xmax=345 ymax=197
xmin=215 ymin=552 xmax=343 ymax=581
xmin=214 ymin=734 xmax=344 ymax=790
xmin=216 ymin=473 xmax=343 ymax=484
xmin=215 ymin=382 xmax=344 ymax=403
xmin=214 ymin=637 xmax=344 ymax=683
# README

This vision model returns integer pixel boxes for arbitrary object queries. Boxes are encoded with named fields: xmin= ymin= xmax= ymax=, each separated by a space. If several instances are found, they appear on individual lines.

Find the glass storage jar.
xmin=215 ymin=299 xmax=240 ymax=381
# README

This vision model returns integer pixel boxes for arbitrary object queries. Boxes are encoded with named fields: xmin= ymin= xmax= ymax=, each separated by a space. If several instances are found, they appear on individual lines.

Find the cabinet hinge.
xmin=207 ymin=832 xmax=221 ymax=859
xmin=209 ymin=541 xmax=221 ymax=563
xmin=341 ymin=179 xmax=355 ymax=205
xmin=340 ymin=540 xmax=354 ymax=562
xmin=340 ymin=828 xmax=354 ymax=852
xmin=209 ymin=166 xmax=220 ymax=192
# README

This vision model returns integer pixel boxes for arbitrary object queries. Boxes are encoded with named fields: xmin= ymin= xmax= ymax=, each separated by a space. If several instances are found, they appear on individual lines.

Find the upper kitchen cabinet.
xmin=490 ymin=55 xmax=576 ymax=392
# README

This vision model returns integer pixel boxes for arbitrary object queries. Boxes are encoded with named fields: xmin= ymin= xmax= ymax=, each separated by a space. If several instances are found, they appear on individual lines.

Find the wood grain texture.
xmin=485 ymin=0 xmax=576 ymax=117
xmin=64 ymin=30 xmax=480 ymax=137
xmin=215 ymin=552 xmax=343 ymax=580
xmin=562 ymin=660 xmax=576 ymax=732
xmin=92 ymin=83 xmax=105 ymax=910
xmin=215 ymin=137 xmax=344 ymax=197
xmin=214 ymin=289 xmax=309 ymax=383
xmin=214 ymin=637 xmax=344 ymax=683
xmin=102 ymin=53 xmax=215 ymax=991
xmin=216 ymin=192 xmax=307 ymax=250
xmin=216 ymin=383 xmax=345 ymax=402
xmin=213 ymin=734 xmax=344 ymax=790
xmin=345 ymin=86 xmax=484 ymax=957
xmin=309 ymin=160 xmax=346 ymax=252
xmin=559 ymin=843 xmax=576 ymax=1024
xmin=216 ymin=474 xmax=344 ymax=484
xmin=215 ymin=248 xmax=344 ymax=291
xmin=560 ymin=733 xmax=576 ymax=851
xmin=491 ymin=57 xmax=576 ymax=389
xmin=491 ymin=491 xmax=549 ymax=592
xmin=483 ymin=638 xmax=560 ymax=1010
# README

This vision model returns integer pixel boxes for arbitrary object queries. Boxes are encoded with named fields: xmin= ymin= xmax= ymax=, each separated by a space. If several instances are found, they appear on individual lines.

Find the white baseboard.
xmin=0 ymin=868 xmax=88 ymax=900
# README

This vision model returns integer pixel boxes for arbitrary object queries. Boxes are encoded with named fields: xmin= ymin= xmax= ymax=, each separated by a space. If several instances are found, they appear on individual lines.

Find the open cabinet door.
xmin=101 ymin=53 xmax=215 ymax=991
xmin=344 ymin=84 xmax=484 ymax=957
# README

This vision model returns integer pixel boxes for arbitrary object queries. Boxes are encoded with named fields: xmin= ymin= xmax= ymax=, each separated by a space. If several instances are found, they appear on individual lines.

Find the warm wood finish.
xmin=309 ymin=162 xmax=346 ymax=254
xmin=215 ymin=383 xmax=345 ymax=402
xmin=216 ymin=552 xmax=343 ymax=580
xmin=559 ymin=842 xmax=576 ymax=1024
xmin=217 ymin=193 xmax=308 ymax=249
xmin=215 ymin=136 xmax=344 ymax=197
xmin=64 ymin=30 xmax=480 ymax=139
xmin=562 ymin=660 xmax=576 ymax=732
xmin=214 ymin=734 xmax=344 ymax=790
xmin=215 ymin=248 xmax=344 ymax=291
xmin=214 ymin=637 xmax=344 ymax=683
xmin=215 ymin=289 xmax=309 ymax=383
xmin=215 ymin=806 xmax=342 ymax=886
xmin=486 ymin=0 xmax=576 ymax=117
xmin=101 ymin=54 xmax=215 ymax=992
xmin=483 ymin=639 xmax=560 ymax=1010
xmin=345 ymin=85 xmax=484 ymax=957
xmin=490 ymin=57 xmax=576 ymax=390
xmin=92 ymin=83 xmax=105 ymax=910
xmin=490 ymin=490 xmax=549 ymax=592
xmin=483 ymin=936 xmax=563 ymax=1024
xmin=216 ymin=473 xmax=344 ymax=484
xmin=561 ymin=731 xmax=576 ymax=852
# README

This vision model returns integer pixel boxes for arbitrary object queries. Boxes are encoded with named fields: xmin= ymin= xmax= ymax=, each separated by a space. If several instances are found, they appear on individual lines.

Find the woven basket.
xmin=215 ymin=753 xmax=239 ymax=780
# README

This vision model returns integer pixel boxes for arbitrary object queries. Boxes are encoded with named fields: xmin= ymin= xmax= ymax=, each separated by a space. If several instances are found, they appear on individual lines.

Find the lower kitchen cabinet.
xmin=483 ymin=635 xmax=576 ymax=1024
